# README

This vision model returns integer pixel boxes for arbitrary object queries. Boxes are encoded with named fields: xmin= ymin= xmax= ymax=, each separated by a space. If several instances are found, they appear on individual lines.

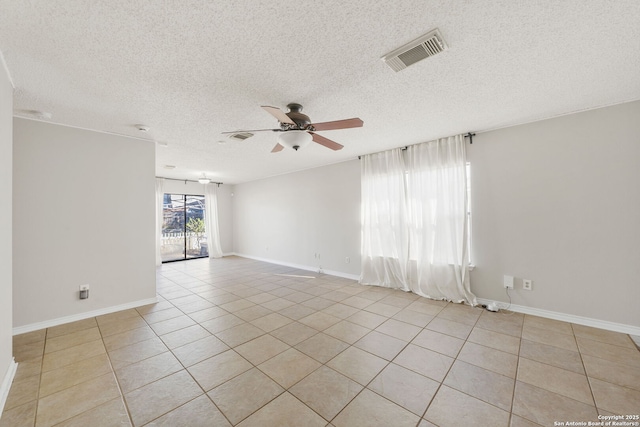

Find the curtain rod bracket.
xmin=464 ymin=132 xmax=476 ymax=144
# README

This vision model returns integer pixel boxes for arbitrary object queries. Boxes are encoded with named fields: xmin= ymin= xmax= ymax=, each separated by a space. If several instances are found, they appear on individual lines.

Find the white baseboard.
xmin=232 ymin=253 xmax=360 ymax=281
xmin=477 ymin=298 xmax=640 ymax=336
xmin=12 ymin=297 xmax=159 ymax=336
xmin=0 ymin=358 xmax=18 ymax=414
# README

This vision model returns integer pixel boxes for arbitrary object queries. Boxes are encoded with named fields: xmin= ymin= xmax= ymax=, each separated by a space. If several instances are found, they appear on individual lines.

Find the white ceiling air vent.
xmin=228 ymin=132 xmax=254 ymax=141
xmin=382 ymin=28 xmax=448 ymax=72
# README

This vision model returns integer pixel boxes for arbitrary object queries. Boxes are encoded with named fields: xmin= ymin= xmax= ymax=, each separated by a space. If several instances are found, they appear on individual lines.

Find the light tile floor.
xmin=2 ymin=256 xmax=639 ymax=427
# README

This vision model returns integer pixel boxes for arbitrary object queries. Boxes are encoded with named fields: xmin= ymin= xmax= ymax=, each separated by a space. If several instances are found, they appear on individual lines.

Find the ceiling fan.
xmin=223 ymin=103 xmax=363 ymax=152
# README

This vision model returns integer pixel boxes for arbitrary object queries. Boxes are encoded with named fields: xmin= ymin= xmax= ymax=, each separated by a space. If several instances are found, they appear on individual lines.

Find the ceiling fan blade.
xmin=261 ymin=106 xmax=296 ymax=125
xmin=271 ymin=143 xmax=284 ymax=153
xmin=310 ymin=132 xmax=344 ymax=151
xmin=221 ymin=128 xmax=280 ymax=134
xmin=311 ymin=118 xmax=363 ymax=131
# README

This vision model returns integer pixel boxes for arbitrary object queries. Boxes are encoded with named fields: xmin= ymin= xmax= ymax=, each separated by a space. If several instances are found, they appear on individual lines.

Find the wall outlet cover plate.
xmin=503 ymin=275 xmax=514 ymax=289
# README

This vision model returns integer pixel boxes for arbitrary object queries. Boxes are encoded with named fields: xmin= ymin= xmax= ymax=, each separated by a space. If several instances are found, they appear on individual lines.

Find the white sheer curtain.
xmin=360 ymin=148 xmax=410 ymax=290
xmin=406 ymin=135 xmax=476 ymax=305
xmin=155 ymin=178 xmax=164 ymax=266
xmin=359 ymin=135 xmax=476 ymax=305
xmin=204 ymin=184 xmax=223 ymax=258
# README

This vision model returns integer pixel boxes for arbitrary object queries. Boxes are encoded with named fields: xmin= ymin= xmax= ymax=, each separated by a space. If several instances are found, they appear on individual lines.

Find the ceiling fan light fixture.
xmin=278 ymin=130 xmax=312 ymax=151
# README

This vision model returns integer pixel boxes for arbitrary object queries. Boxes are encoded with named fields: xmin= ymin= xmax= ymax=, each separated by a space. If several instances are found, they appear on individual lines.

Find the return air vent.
xmin=228 ymin=132 xmax=254 ymax=141
xmin=382 ymin=28 xmax=448 ymax=72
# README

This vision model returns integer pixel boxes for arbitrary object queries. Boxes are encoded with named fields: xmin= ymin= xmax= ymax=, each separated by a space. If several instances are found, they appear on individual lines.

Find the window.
xmin=406 ymin=162 xmax=471 ymax=265
xmin=161 ymin=194 xmax=208 ymax=262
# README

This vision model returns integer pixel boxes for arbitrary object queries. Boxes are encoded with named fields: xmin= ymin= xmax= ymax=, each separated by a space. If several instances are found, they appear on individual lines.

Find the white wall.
xmin=217 ymin=184 xmax=233 ymax=254
xmin=0 ymin=55 xmax=14 ymax=403
xmin=13 ymin=119 xmax=156 ymax=328
xmin=232 ymin=160 xmax=361 ymax=277
xmin=160 ymin=180 xmax=233 ymax=254
xmin=468 ymin=101 xmax=640 ymax=327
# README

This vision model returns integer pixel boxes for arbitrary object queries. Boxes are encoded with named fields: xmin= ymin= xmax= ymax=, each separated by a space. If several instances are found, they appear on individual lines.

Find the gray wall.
xmin=232 ymin=160 xmax=361 ymax=278
xmin=13 ymin=119 xmax=156 ymax=328
xmin=231 ymin=101 xmax=640 ymax=327
xmin=217 ymin=184 xmax=233 ymax=255
xmin=468 ymin=101 xmax=640 ymax=327
xmin=0 ymin=57 xmax=14 ymax=395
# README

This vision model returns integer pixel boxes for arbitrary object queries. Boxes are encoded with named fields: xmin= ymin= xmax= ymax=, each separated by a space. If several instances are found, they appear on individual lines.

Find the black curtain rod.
xmin=156 ymin=176 xmax=223 ymax=186
xmin=358 ymin=132 xmax=476 ymax=159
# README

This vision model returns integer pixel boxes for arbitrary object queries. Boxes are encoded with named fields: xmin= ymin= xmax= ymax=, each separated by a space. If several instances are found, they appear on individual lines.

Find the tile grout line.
xmin=194 ymin=274 xmax=333 ymax=425
xmin=316 ymin=299 xmax=441 ymax=424
xmin=572 ymin=322 xmax=601 ymax=415
xmin=31 ymin=328 xmax=47 ymax=427
xmin=514 ymin=316 xmax=605 ymax=425
xmin=323 ymin=301 xmax=471 ymax=425
xmin=415 ymin=303 xmax=483 ymax=426
xmin=155 ymin=277 xmax=324 ymax=426
xmin=199 ymin=279 xmax=479 ymax=425
xmin=97 ymin=315 xmax=136 ymax=427
xmin=160 ymin=272 xmax=364 ymax=426
xmin=138 ymin=288 xmax=237 ymax=427
xmin=507 ymin=312 xmax=525 ymax=427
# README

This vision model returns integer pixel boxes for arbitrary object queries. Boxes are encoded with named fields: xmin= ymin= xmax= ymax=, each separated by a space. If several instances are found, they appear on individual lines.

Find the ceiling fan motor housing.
xmin=285 ymin=103 xmax=312 ymax=129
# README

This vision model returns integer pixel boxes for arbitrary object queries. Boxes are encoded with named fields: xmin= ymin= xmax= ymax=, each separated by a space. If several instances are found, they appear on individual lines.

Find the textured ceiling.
xmin=1 ymin=1 xmax=639 ymax=184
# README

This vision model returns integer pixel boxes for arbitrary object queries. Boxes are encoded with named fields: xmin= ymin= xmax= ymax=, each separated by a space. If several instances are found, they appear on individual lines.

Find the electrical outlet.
xmin=79 ymin=284 xmax=90 ymax=300
xmin=523 ymin=279 xmax=533 ymax=291
xmin=503 ymin=275 xmax=514 ymax=289
xmin=345 ymin=257 xmax=350 ymax=264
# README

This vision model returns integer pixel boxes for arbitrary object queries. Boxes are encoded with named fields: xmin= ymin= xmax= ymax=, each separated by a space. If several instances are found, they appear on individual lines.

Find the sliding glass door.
xmin=161 ymin=194 xmax=208 ymax=262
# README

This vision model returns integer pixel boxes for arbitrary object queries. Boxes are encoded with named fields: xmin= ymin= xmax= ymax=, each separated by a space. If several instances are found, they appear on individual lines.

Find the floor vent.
xmin=228 ymin=132 xmax=254 ymax=141
xmin=382 ymin=28 xmax=448 ymax=72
